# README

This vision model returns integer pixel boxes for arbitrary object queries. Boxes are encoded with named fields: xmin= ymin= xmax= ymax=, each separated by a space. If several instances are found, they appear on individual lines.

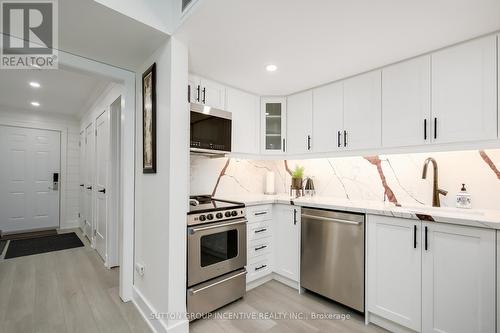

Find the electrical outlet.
xmin=135 ymin=263 xmax=145 ymax=276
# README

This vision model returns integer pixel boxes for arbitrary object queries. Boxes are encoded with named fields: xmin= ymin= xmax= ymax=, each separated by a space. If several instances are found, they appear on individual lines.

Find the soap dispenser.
xmin=456 ymin=184 xmax=471 ymax=209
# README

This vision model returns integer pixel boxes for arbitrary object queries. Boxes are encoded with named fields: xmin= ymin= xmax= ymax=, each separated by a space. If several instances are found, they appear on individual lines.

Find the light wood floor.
xmin=0 ymin=229 xmax=150 ymax=333
xmin=190 ymin=280 xmax=388 ymax=333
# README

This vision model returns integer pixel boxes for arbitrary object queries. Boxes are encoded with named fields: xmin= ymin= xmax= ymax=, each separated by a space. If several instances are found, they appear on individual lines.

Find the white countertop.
xmin=216 ymin=194 xmax=500 ymax=230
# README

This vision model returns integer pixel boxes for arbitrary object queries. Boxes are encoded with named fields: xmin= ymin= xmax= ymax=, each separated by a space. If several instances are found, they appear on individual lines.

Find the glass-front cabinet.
xmin=261 ymin=97 xmax=287 ymax=153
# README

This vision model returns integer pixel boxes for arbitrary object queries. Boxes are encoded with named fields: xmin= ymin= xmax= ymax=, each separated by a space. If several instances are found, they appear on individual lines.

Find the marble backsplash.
xmin=190 ymin=149 xmax=500 ymax=210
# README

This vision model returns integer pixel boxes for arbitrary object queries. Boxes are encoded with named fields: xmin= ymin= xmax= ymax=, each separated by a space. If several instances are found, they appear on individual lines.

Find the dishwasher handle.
xmin=301 ymin=214 xmax=362 ymax=225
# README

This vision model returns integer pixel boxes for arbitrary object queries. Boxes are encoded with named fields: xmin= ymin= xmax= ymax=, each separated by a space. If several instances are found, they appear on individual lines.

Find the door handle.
xmin=98 ymin=189 xmax=106 ymax=194
xmin=424 ymin=226 xmax=428 ymax=251
xmin=80 ymin=184 xmax=84 ymax=187
xmin=414 ymin=225 xmax=417 ymax=249
xmin=189 ymin=270 xmax=247 ymax=295
xmin=86 ymin=186 xmax=92 ymax=190
xmin=301 ymin=214 xmax=361 ymax=225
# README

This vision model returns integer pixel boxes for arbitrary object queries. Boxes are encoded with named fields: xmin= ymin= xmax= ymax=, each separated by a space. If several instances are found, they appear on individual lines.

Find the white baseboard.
xmin=132 ymin=286 xmax=188 ymax=333
xmin=272 ymin=273 xmax=300 ymax=291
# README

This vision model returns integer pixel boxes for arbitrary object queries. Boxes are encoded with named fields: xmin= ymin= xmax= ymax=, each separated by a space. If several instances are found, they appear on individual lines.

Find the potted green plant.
xmin=291 ymin=165 xmax=305 ymax=190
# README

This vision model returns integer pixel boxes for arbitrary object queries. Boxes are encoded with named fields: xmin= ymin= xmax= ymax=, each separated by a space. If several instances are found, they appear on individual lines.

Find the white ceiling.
xmin=58 ymin=0 xmax=170 ymax=71
xmin=176 ymin=0 xmax=500 ymax=96
xmin=0 ymin=68 xmax=110 ymax=116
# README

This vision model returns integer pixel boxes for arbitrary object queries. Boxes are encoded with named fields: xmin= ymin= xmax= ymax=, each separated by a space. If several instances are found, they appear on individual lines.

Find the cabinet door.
xmin=188 ymin=75 xmax=201 ymax=104
xmin=382 ymin=56 xmax=431 ymax=148
xmin=273 ymin=205 xmax=300 ymax=282
xmin=226 ymin=88 xmax=260 ymax=154
xmin=367 ymin=215 xmax=421 ymax=332
xmin=343 ymin=70 xmax=382 ymax=150
xmin=422 ymin=222 xmax=495 ymax=333
xmin=200 ymin=78 xmax=226 ymax=110
xmin=261 ymin=97 xmax=287 ymax=153
xmin=431 ymin=35 xmax=497 ymax=144
xmin=312 ymin=82 xmax=344 ymax=152
xmin=286 ymin=90 xmax=313 ymax=154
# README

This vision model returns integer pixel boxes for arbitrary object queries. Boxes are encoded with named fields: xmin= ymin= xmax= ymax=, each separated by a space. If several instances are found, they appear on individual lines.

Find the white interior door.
xmin=79 ymin=130 xmax=85 ymax=229
xmin=0 ymin=125 xmax=60 ymax=233
xmin=95 ymin=110 xmax=110 ymax=261
xmin=84 ymin=123 xmax=94 ymax=241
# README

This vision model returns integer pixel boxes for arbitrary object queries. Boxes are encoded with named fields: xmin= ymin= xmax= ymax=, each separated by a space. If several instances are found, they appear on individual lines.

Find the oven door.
xmin=187 ymin=218 xmax=247 ymax=287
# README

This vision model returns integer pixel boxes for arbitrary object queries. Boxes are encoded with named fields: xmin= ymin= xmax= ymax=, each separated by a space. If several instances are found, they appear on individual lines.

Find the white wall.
xmin=0 ymin=108 xmax=80 ymax=229
xmin=79 ymin=83 xmax=124 ymax=128
xmin=134 ymin=36 xmax=189 ymax=333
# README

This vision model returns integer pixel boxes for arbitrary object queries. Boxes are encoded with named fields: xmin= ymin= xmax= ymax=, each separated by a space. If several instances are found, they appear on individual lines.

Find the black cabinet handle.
xmin=414 ymin=225 xmax=417 ymax=249
xmin=293 ymin=209 xmax=297 ymax=225
xmin=255 ymin=228 xmax=267 ymax=234
xmin=424 ymin=226 xmax=428 ymax=251
xmin=86 ymin=186 xmax=92 ymax=190
xmin=344 ymin=130 xmax=347 ymax=147
xmin=337 ymin=131 xmax=341 ymax=148
xmin=187 ymin=84 xmax=191 ymax=102
xmin=434 ymin=118 xmax=437 ymax=139
xmin=196 ymin=85 xmax=200 ymax=102
xmin=307 ymin=135 xmax=311 ymax=151
xmin=255 ymin=264 xmax=267 ymax=271
xmin=424 ymin=119 xmax=427 ymax=140
xmin=202 ymin=87 xmax=206 ymax=104
xmin=254 ymin=211 xmax=267 ymax=216
xmin=282 ymin=138 xmax=286 ymax=152
xmin=255 ymin=245 xmax=267 ymax=251
xmin=98 ymin=189 xmax=106 ymax=194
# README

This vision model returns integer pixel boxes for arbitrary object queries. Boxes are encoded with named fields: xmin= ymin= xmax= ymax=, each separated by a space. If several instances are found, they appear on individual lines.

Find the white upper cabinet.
xmin=431 ymin=35 xmax=497 ymax=144
xmin=286 ymin=90 xmax=313 ymax=154
xmin=188 ymin=74 xmax=226 ymax=110
xmin=367 ymin=215 xmax=421 ymax=332
xmin=226 ymin=88 xmax=260 ymax=154
xmin=343 ymin=70 xmax=382 ymax=150
xmin=422 ymin=222 xmax=495 ymax=333
xmin=312 ymin=82 xmax=344 ymax=152
xmin=261 ymin=97 xmax=287 ymax=154
xmin=382 ymin=56 xmax=431 ymax=148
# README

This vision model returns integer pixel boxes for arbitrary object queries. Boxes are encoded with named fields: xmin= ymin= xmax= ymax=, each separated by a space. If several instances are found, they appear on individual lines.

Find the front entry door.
xmin=95 ymin=110 xmax=109 ymax=261
xmin=0 ymin=125 xmax=61 ymax=233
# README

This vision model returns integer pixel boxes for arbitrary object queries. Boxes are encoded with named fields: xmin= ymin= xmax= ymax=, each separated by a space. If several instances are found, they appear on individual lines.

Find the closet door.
xmin=95 ymin=110 xmax=110 ymax=261
xmin=84 ymin=123 xmax=94 ymax=241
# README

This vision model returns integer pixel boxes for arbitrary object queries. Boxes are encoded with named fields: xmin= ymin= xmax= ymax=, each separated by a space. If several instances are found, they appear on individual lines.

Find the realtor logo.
xmin=1 ymin=0 xmax=58 ymax=69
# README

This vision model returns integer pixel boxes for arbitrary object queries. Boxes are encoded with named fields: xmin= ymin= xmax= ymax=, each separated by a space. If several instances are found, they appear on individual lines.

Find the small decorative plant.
xmin=291 ymin=165 xmax=305 ymax=190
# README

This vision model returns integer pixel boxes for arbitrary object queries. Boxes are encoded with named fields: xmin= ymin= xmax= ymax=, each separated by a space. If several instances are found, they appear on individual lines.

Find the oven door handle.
xmin=189 ymin=220 xmax=247 ymax=234
xmin=189 ymin=270 xmax=247 ymax=295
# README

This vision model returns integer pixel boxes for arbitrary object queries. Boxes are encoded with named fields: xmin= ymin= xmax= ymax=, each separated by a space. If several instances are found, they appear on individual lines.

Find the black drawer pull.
xmin=255 ymin=245 xmax=267 ymax=251
xmin=337 ymin=131 xmax=341 ymax=147
xmin=255 ymin=264 xmax=267 ymax=271
xmin=413 ymin=225 xmax=417 ymax=249
xmin=255 ymin=228 xmax=267 ymax=234
xmin=254 ymin=211 xmax=267 ymax=216
xmin=425 ymin=226 xmax=428 ymax=251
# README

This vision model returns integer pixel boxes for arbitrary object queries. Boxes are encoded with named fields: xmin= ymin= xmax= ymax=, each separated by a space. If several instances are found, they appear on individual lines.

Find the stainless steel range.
xmin=187 ymin=195 xmax=247 ymax=318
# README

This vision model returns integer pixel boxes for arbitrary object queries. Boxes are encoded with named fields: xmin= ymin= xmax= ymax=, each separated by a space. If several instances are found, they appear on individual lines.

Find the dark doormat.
xmin=0 ymin=229 xmax=57 ymax=241
xmin=0 ymin=240 xmax=6 ymax=256
xmin=5 ymin=232 xmax=84 ymax=259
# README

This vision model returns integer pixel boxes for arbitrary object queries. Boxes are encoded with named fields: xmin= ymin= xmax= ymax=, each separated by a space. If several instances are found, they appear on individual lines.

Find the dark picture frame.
xmin=142 ymin=63 xmax=157 ymax=173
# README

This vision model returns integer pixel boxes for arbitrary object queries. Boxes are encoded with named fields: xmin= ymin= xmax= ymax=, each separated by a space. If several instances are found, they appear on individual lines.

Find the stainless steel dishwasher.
xmin=300 ymin=207 xmax=365 ymax=312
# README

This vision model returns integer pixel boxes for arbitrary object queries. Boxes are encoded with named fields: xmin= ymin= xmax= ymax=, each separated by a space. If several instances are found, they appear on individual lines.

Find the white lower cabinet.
xmin=246 ymin=205 xmax=273 ymax=284
xmin=367 ymin=215 xmax=496 ymax=333
xmin=422 ymin=222 xmax=496 ymax=333
xmin=273 ymin=205 xmax=300 ymax=282
xmin=367 ymin=215 xmax=422 ymax=332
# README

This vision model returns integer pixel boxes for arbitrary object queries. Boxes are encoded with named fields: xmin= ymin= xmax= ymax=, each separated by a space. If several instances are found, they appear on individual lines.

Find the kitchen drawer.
xmin=248 ymin=237 xmax=272 ymax=259
xmin=248 ymin=221 xmax=271 ymax=241
xmin=246 ymin=205 xmax=273 ymax=223
xmin=247 ymin=256 xmax=272 ymax=282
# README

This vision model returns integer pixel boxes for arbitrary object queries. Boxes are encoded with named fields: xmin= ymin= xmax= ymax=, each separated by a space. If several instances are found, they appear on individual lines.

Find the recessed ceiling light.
xmin=29 ymin=81 xmax=40 ymax=88
xmin=266 ymin=64 xmax=277 ymax=72
xmin=31 ymin=101 xmax=40 ymax=107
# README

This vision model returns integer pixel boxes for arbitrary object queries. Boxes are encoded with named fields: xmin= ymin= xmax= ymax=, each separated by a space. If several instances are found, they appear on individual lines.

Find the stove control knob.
xmin=231 ymin=210 xmax=238 ymax=217
xmin=216 ymin=213 xmax=223 ymax=219
xmin=206 ymin=214 xmax=214 ymax=220
xmin=199 ymin=215 xmax=206 ymax=222
xmin=225 ymin=211 xmax=231 ymax=217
